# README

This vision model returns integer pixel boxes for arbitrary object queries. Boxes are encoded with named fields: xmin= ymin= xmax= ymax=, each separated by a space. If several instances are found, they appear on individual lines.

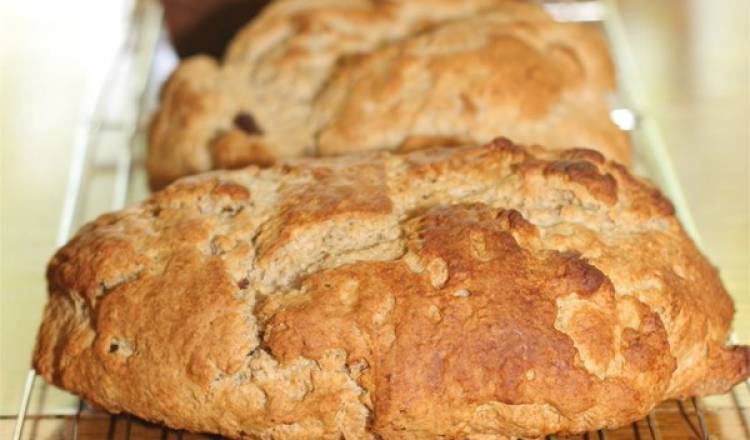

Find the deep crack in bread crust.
xmin=147 ymin=0 xmax=629 ymax=189
xmin=36 ymin=140 xmax=747 ymax=439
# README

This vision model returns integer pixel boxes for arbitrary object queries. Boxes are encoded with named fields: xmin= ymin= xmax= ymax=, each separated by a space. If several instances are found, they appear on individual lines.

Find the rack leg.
xmin=11 ymin=370 xmax=36 ymax=440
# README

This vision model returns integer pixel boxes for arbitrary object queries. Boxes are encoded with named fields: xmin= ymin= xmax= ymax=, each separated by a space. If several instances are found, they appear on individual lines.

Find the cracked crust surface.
xmin=147 ymin=0 xmax=629 ymax=189
xmin=36 ymin=140 xmax=747 ymax=439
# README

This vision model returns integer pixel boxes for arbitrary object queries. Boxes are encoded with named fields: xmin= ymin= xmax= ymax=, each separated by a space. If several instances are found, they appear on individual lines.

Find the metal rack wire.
xmin=8 ymin=0 xmax=749 ymax=439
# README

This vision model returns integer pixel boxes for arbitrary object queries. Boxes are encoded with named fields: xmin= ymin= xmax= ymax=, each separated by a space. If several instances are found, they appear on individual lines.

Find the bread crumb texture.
xmin=147 ymin=0 xmax=629 ymax=189
xmin=36 ymin=140 xmax=748 ymax=439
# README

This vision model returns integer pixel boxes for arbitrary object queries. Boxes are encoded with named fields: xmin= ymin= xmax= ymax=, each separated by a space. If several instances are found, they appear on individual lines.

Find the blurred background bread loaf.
xmin=148 ymin=0 xmax=630 ymax=189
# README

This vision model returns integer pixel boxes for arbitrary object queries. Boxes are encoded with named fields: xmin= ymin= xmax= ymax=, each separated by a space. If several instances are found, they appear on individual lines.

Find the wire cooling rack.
xmin=8 ymin=0 xmax=750 ymax=438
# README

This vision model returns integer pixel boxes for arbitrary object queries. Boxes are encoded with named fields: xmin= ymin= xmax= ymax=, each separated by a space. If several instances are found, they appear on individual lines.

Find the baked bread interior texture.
xmin=148 ymin=0 xmax=630 ymax=189
xmin=35 ymin=140 xmax=748 ymax=439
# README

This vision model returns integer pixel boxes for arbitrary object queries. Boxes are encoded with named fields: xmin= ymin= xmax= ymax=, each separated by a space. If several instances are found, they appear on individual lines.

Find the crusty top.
xmin=147 ymin=0 xmax=628 ymax=189
xmin=35 ymin=139 xmax=747 ymax=439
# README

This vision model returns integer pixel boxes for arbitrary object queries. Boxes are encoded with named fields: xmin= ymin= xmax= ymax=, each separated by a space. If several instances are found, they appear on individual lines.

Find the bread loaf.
xmin=148 ymin=0 xmax=628 ymax=189
xmin=35 ymin=140 xmax=747 ymax=439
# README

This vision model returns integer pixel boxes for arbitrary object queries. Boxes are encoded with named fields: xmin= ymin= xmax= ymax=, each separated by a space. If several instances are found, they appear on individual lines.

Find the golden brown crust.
xmin=35 ymin=140 xmax=747 ymax=439
xmin=148 ymin=0 xmax=629 ymax=189
xmin=312 ymin=14 xmax=629 ymax=165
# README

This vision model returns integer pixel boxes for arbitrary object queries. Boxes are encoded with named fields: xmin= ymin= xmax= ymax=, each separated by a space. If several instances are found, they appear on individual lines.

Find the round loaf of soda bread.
xmin=147 ymin=0 xmax=629 ymax=189
xmin=35 ymin=140 xmax=747 ymax=439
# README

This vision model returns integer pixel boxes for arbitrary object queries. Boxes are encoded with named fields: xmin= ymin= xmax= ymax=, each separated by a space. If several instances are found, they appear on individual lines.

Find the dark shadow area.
xmin=162 ymin=0 xmax=271 ymax=59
